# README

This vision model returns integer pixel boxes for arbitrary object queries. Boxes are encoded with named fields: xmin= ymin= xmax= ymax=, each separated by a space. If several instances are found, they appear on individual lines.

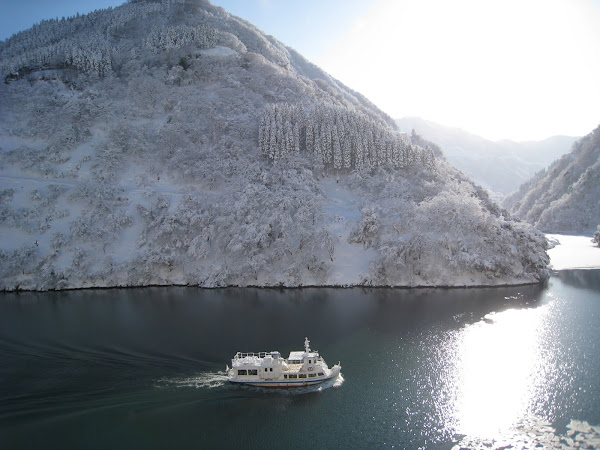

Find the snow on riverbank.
xmin=546 ymin=234 xmax=600 ymax=270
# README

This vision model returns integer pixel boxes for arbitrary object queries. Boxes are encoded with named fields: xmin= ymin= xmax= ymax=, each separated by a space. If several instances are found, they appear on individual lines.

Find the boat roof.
xmin=288 ymin=350 xmax=318 ymax=360
xmin=233 ymin=339 xmax=320 ymax=364
xmin=288 ymin=351 xmax=304 ymax=360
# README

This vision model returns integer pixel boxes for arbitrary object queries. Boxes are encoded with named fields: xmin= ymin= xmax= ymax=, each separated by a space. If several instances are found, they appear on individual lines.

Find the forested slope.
xmin=504 ymin=125 xmax=600 ymax=234
xmin=0 ymin=0 xmax=549 ymax=290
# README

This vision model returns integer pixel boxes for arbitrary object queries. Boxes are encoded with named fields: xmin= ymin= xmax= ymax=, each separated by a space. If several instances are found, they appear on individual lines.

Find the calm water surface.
xmin=1 ymin=271 xmax=599 ymax=449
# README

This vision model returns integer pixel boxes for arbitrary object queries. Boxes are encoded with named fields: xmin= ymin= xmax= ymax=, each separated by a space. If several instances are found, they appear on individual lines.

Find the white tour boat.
xmin=227 ymin=338 xmax=341 ymax=388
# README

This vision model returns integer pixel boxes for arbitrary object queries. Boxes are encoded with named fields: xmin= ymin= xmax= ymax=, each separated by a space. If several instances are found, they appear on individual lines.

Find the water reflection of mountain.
xmin=556 ymin=269 xmax=600 ymax=291
xmin=363 ymin=284 xmax=547 ymax=334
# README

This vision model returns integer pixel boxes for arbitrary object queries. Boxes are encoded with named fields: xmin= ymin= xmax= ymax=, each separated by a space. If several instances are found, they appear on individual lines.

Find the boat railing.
xmin=233 ymin=351 xmax=269 ymax=359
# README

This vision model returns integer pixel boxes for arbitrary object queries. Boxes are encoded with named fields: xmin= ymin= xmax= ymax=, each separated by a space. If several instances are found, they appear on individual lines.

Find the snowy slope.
xmin=320 ymin=179 xmax=377 ymax=285
xmin=504 ymin=125 xmax=600 ymax=234
xmin=0 ymin=0 xmax=549 ymax=290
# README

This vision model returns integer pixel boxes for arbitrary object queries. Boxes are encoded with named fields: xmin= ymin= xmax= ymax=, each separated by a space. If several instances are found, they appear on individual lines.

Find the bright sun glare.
xmin=317 ymin=0 xmax=600 ymax=141
xmin=452 ymin=305 xmax=550 ymax=437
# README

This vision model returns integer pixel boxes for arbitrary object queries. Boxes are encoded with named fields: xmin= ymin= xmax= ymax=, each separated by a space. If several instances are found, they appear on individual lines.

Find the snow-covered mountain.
xmin=504 ymin=125 xmax=600 ymax=234
xmin=396 ymin=117 xmax=578 ymax=197
xmin=0 ymin=0 xmax=549 ymax=290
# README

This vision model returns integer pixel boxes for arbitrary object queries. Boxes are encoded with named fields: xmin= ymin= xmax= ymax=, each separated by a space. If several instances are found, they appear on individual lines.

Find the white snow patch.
xmin=200 ymin=46 xmax=237 ymax=57
xmin=546 ymin=234 xmax=600 ymax=270
xmin=0 ymin=229 xmax=32 ymax=252
xmin=0 ymin=135 xmax=46 ymax=153
xmin=321 ymin=179 xmax=376 ymax=284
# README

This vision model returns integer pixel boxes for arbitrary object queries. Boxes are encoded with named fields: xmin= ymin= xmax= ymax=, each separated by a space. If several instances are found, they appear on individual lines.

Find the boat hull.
xmin=229 ymin=374 xmax=338 ymax=389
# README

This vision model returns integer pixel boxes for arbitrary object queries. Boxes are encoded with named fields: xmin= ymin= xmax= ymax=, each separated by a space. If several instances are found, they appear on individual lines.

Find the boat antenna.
xmin=304 ymin=337 xmax=311 ymax=353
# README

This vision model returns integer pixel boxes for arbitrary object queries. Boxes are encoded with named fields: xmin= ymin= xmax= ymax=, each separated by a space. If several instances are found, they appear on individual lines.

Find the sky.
xmin=2 ymin=0 xmax=599 ymax=141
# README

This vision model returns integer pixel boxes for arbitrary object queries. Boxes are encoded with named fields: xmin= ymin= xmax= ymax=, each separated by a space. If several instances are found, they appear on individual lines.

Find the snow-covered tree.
xmin=0 ymin=0 xmax=547 ymax=291
xmin=258 ymin=102 xmax=435 ymax=173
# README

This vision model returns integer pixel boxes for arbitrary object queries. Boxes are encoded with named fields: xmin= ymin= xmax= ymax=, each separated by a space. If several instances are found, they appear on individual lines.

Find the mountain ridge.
xmin=396 ymin=117 xmax=579 ymax=196
xmin=503 ymin=125 xmax=600 ymax=234
xmin=0 ymin=0 xmax=549 ymax=290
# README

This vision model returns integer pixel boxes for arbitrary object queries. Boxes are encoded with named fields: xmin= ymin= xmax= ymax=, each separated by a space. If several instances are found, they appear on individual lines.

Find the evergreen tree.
xmin=305 ymin=115 xmax=314 ymax=155
xmin=332 ymin=125 xmax=342 ymax=170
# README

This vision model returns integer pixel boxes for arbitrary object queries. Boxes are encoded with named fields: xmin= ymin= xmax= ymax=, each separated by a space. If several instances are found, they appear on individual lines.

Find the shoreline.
xmin=0 ymin=276 xmax=562 ymax=294
xmin=3 ymin=232 xmax=597 ymax=293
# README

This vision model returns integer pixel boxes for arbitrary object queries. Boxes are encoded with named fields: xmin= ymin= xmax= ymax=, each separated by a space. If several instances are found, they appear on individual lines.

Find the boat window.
xmin=248 ymin=369 xmax=257 ymax=376
xmin=308 ymin=359 xmax=312 ymax=363
xmin=284 ymin=374 xmax=288 ymax=379
xmin=289 ymin=374 xmax=297 ymax=379
xmin=318 ymin=372 xmax=324 ymax=376
xmin=309 ymin=373 xmax=316 ymax=378
xmin=238 ymin=369 xmax=247 ymax=375
xmin=265 ymin=368 xmax=268 ymax=372
xmin=299 ymin=374 xmax=307 ymax=379
xmin=270 ymin=368 xmax=273 ymax=372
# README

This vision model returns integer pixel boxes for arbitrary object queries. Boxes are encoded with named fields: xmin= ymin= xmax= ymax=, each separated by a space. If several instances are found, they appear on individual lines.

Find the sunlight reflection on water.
xmin=449 ymin=303 xmax=553 ymax=439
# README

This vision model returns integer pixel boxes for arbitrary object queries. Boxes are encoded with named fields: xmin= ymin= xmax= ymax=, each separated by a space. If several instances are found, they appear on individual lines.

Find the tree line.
xmin=0 ymin=0 xmax=215 ymax=79
xmin=259 ymin=103 xmax=435 ymax=172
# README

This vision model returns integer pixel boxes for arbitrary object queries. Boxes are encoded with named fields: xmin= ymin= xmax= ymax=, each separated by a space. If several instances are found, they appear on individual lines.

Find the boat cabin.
xmin=228 ymin=338 xmax=341 ymax=388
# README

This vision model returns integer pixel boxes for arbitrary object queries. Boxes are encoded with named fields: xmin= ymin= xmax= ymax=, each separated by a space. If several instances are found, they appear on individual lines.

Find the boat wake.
xmin=156 ymin=371 xmax=230 ymax=389
xmin=332 ymin=373 xmax=345 ymax=388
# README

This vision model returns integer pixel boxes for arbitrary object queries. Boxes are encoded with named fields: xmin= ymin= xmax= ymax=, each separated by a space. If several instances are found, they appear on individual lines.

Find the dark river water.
xmin=1 ymin=270 xmax=599 ymax=449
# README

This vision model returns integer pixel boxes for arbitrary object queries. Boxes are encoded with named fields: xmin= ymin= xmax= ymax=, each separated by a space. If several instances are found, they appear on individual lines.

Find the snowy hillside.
xmin=504 ymin=125 xmax=600 ymax=234
xmin=0 ymin=0 xmax=549 ymax=290
xmin=396 ymin=117 xmax=577 ymax=197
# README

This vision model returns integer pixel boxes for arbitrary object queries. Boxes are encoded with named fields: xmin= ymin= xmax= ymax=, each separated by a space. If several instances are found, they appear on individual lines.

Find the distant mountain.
xmin=396 ymin=117 xmax=578 ymax=196
xmin=504 ymin=125 xmax=600 ymax=234
xmin=0 ymin=0 xmax=548 ymax=290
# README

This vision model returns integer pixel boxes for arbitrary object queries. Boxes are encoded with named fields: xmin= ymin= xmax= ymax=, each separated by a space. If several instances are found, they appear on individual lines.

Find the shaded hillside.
xmin=504 ymin=125 xmax=600 ymax=234
xmin=396 ymin=117 xmax=577 ymax=196
xmin=0 ymin=0 xmax=548 ymax=290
